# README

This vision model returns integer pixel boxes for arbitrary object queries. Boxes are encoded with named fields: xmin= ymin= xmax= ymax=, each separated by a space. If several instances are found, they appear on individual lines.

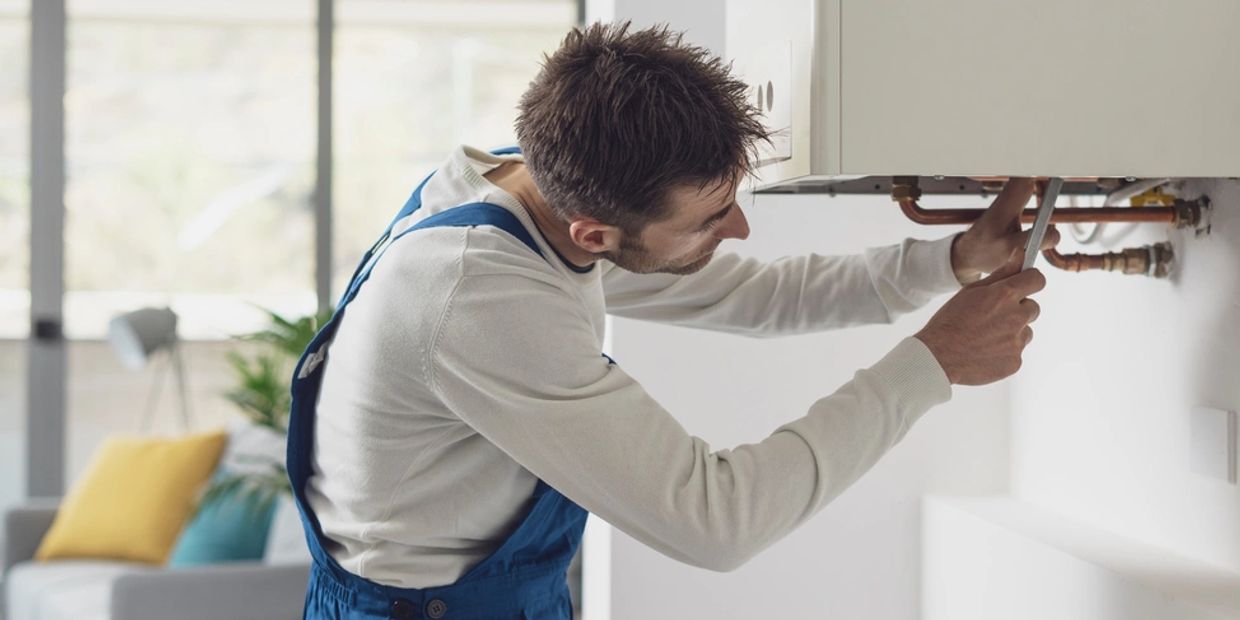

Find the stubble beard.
xmin=603 ymin=235 xmax=720 ymax=276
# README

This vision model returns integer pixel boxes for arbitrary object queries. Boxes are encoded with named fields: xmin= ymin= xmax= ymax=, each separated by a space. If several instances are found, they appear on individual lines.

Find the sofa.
xmin=3 ymin=496 xmax=311 ymax=620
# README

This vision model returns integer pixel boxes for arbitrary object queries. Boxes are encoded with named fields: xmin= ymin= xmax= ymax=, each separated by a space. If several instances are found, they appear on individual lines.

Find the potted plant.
xmin=199 ymin=306 xmax=333 ymax=516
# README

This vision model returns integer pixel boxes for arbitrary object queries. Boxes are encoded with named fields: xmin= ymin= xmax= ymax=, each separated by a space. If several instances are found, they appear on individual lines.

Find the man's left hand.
xmin=950 ymin=177 xmax=1062 ymax=284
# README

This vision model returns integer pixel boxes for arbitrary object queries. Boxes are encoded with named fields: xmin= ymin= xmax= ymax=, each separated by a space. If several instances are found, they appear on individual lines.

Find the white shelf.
xmin=923 ymin=495 xmax=1240 ymax=620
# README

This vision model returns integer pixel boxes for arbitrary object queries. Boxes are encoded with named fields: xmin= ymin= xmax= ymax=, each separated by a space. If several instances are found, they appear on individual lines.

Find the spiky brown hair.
xmin=515 ymin=21 xmax=771 ymax=234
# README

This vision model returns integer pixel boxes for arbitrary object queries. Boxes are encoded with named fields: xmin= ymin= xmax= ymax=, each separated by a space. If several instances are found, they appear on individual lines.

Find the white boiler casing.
xmin=725 ymin=0 xmax=1240 ymax=190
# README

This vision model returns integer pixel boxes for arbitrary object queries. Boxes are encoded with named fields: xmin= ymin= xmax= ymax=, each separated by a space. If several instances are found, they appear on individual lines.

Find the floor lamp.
xmin=107 ymin=307 xmax=192 ymax=431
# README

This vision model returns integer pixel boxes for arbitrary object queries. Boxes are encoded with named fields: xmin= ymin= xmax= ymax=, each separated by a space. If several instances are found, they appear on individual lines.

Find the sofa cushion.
xmin=167 ymin=472 xmax=277 ymax=567
xmin=35 ymin=431 xmax=227 ymax=565
xmin=167 ymin=419 xmax=287 ymax=567
xmin=5 ymin=560 xmax=154 ymax=620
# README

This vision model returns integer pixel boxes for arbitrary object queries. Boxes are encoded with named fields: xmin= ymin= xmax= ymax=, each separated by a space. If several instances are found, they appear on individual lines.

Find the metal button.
xmin=426 ymin=598 xmax=448 ymax=619
xmin=390 ymin=598 xmax=415 ymax=620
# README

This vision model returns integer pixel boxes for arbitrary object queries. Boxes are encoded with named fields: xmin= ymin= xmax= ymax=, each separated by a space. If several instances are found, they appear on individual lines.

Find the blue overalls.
xmin=287 ymin=148 xmax=589 ymax=619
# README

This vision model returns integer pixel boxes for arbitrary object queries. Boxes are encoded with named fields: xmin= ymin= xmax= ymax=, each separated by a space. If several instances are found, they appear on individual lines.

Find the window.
xmin=0 ymin=0 xmax=28 ymax=510
xmin=64 ymin=0 xmax=317 ymax=340
xmin=0 ymin=0 xmax=28 ymax=338
xmin=63 ymin=0 xmax=317 ymax=479
xmin=16 ymin=0 xmax=579 ymax=499
xmin=331 ymin=0 xmax=576 ymax=297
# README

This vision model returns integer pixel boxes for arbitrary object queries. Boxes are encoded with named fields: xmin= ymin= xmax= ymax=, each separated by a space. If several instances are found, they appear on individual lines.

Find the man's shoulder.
xmin=372 ymin=222 xmax=568 ymax=298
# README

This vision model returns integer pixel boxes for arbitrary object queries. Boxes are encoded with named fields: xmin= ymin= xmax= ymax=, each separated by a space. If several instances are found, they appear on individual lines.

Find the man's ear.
xmin=568 ymin=218 xmax=624 ymax=254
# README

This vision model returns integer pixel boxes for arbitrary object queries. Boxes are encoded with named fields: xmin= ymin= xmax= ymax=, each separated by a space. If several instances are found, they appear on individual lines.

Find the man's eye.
xmin=700 ymin=218 xmax=722 ymax=232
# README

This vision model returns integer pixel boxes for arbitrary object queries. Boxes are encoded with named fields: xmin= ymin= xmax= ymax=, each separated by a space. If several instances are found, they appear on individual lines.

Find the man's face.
xmin=603 ymin=176 xmax=750 ymax=275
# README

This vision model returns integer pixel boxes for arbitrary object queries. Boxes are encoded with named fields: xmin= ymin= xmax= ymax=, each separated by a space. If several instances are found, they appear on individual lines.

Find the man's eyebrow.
xmin=695 ymin=203 xmax=733 ymax=230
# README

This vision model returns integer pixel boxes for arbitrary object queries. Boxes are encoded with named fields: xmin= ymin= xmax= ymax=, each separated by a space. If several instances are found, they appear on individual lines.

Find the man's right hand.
xmin=914 ymin=248 xmax=1047 ymax=386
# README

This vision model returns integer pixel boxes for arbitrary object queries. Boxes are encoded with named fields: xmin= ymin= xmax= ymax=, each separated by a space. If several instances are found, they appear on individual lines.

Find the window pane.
xmin=65 ymin=0 xmax=317 ymax=340
xmin=0 ymin=0 xmax=28 ymax=510
xmin=0 ymin=1 xmax=28 ymax=339
xmin=63 ymin=0 xmax=316 ymax=483
xmin=332 ymin=0 xmax=576 ymax=297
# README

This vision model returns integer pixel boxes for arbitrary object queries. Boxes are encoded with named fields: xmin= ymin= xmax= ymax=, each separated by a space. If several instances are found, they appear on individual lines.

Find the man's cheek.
xmin=665 ymin=236 xmax=708 ymax=261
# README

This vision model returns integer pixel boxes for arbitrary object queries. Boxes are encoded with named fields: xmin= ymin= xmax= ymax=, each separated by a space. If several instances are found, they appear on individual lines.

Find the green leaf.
xmin=219 ymin=304 xmax=332 ymax=492
xmin=233 ymin=305 xmax=334 ymax=358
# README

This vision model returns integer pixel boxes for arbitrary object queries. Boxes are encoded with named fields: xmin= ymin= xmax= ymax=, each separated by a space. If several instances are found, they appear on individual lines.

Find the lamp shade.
xmin=108 ymin=307 xmax=179 ymax=370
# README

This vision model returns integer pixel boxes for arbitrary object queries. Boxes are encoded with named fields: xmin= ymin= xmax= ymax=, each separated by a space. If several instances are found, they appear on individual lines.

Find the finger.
xmin=1020 ymin=298 xmax=1041 ymax=323
xmin=1002 ymin=267 xmax=1048 ymax=297
xmin=1026 ymin=224 xmax=1066 ymax=250
xmin=979 ymin=178 xmax=1036 ymax=228
xmin=1020 ymin=325 xmax=1034 ymax=347
xmin=974 ymin=247 xmax=1024 ymax=286
xmin=1017 ymin=225 xmax=1061 ymax=251
xmin=1041 ymin=225 xmax=1061 ymax=250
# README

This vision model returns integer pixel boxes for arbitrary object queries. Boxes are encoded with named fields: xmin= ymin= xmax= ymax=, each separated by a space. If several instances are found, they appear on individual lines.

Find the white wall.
xmin=608 ymin=191 xmax=1011 ymax=619
xmin=1011 ymin=179 xmax=1240 ymax=570
xmin=584 ymin=3 xmax=1014 ymax=618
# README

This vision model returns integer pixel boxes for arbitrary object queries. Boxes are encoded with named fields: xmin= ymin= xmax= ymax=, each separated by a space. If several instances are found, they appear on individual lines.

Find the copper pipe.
xmin=1030 ymin=182 xmax=1177 ymax=278
xmin=892 ymin=180 xmax=1187 ymax=278
xmin=892 ymin=178 xmax=1202 ymax=228
xmin=1041 ymin=248 xmax=1109 ymax=272
xmin=898 ymin=195 xmax=1175 ymax=277
xmin=1041 ymin=243 xmax=1174 ymax=278
xmin=896 ymin=198 xmax=1178 ymax=226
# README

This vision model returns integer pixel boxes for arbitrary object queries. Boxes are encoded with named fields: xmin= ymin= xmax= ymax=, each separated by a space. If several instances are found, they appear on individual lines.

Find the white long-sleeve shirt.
xmin=306 ymin=145 xmax=962 ymax=588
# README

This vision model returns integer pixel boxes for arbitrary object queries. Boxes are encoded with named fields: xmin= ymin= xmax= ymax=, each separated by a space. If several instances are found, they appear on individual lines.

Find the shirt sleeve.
xmin=601 ymin=232 xmax=964 ymax=336
xmin=428 ymin=265 xmax=954 ymax=572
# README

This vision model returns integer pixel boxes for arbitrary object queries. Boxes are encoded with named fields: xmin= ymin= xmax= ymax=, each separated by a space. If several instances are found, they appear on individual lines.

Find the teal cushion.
xmin=168 ymin=479 xmax=277 ymax=567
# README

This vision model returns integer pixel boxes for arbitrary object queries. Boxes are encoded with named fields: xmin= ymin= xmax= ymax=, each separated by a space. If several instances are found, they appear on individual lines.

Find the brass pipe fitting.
xmin=1041 ymin=242 xmax=1174 ymax=278
xmin=1173 ymin=197 xmax=1206 ymax=230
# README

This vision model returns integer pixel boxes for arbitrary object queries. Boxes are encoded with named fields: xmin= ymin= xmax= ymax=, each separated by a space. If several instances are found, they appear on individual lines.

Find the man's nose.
xmin=716 ymin=203 xmax=750 ymax=241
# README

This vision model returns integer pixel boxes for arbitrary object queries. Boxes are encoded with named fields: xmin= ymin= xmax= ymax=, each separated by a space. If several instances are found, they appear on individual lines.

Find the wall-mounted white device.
xmin=727 ymin=0 xmax=1240 ymax=189
xmin=725 ymin=0 xmax=1236 ymax=277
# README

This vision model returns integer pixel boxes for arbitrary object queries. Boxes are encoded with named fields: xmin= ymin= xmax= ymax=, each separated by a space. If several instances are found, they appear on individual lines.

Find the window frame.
xmin=20 ymin=0 xmax=584 ymax=493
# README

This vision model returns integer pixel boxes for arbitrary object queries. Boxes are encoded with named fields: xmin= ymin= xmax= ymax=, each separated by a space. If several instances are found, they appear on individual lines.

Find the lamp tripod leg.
xmin=170 ymin=340 xmax=192 ymax=431
xmin=141 ymin=352 xmax=168 ymax=432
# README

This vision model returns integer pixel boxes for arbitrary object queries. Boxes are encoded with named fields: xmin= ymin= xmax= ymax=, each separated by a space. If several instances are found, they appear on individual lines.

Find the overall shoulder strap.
xmin=336 ymin=147 xmax=535 ymax=311
xmin=403 ymin=202 xmax=544 ymax=260
xmin=338 ymin=202 xmax=546 ymax=311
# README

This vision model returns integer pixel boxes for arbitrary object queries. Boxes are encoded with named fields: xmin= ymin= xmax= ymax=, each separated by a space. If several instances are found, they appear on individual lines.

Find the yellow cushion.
xmin=35 ymin=430 xmax=228 ymax=565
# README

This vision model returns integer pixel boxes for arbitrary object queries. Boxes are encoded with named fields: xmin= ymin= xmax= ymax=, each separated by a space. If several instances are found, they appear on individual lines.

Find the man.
xmin=287 ymin=22 xmax=1058 ymax=619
